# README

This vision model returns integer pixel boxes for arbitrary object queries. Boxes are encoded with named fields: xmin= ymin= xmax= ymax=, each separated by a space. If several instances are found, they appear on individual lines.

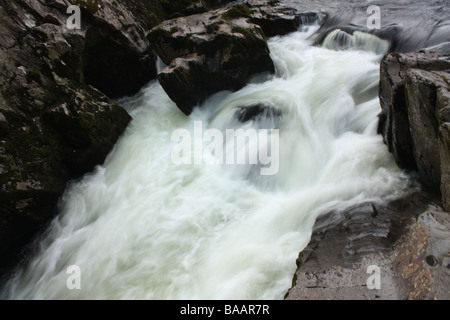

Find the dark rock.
xmin=0 ymin=112 xmax=8 ymax=136
xmin=159 ymin=0 xmax=235 ymax=18
xmin=378 ymin=51 xmax=450 ymax=211
xmin=404 ymin=69 xmax=446 ymax=190
xmin=249 ymin=8 xmax=324 ymax=37
xmin=0 ymin=0 xmax=173 ymax=277
xmin=426 ymin=255 xmax=439 ymax=267
xmin=315 ymin=24 xmax=403 ymax=54
xmin=234 ymin=103 xmax=282 ymax=123
xmin=148 ymin=3 xmax=276 ymax=115
xmin=157 ymin=54 xmax=216 ymax=115
xmin=440 ymin=122 xmax=450 ymax=213
xmin=83 ymin=26 xmax=156 ymax=99
xmin=0 ymin=0 xmax=238 ymax=279
xmin=148 ymin=2 xmax=325 ymax=115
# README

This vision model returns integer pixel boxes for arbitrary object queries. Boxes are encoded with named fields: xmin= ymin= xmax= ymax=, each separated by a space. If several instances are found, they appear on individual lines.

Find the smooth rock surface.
xmin=148 ymin=2 xmax=325 ymax=115
xmin=378 ymin=51 xmax=450 ymax=211
xmin=285 ymin=192 xmax=450 ymax=300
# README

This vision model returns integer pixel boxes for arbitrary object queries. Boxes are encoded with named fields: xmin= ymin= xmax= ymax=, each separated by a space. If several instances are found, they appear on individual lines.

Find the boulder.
xmin=158 ymin=0 xmax=235 ymax=18
xmin=234 ymin=103 xmax=282 ymax=123
xmin=378 ymin=51 xmax=450 ymax=211
xmin=148 ymin=2 xmax=325 ymax=115
xmin=249 ymin=7 xmax=324 ymax=38
xmin=148 ymin=3 xmax=275 ymax=115
xmin=404 ymin=69 xmax=449 ymax=191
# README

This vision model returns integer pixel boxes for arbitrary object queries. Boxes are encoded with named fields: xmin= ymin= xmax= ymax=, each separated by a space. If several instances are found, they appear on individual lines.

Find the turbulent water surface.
xmin=281 ymin=0 xmax=450 ymax=52
xmin=1 ymin=16 xmax=422 ymax=300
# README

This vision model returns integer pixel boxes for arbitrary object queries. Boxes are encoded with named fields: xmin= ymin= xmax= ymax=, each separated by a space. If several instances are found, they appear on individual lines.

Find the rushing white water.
xmin=321 ymin=29 xmax=391 ymax=55
xmin=1 ymin=29 xmax=417 ymax=300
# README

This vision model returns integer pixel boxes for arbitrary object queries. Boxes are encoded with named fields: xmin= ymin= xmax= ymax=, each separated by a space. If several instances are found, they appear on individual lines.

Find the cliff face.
xmin=1 ymin=0 xmax=448 ymax=299
xmin=378 ymin=51 xmax=450 ymax=211
xmin=0 ymin=0 xmax=232 ymax=277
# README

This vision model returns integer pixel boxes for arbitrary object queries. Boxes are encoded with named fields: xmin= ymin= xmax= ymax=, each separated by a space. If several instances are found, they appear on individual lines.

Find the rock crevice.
xmin=0 ymin=0 xmax=214 ymax=277
xmin=378 ymin=51 xmax=450 ymax=211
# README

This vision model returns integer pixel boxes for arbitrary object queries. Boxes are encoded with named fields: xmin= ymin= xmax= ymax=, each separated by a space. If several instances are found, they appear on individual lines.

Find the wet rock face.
xmin=378 ymin=51 xmax=450 ymax=211
xmin=0 ymin=0 xmax=162 ymax=276
xmin=285 ymin=194 xmax=450 ymax=300
xmin=234 ymin=103 xmax=282 ymax=123
xmin=83 ymin=26 xmax=156 ymax=99
xmin=148 ymin=4 xmax=275 ymax=115
xmin=0 ymin=0 xmax=237 ymax=278
xmin=148 ymin=2 xmax=324 ymax=115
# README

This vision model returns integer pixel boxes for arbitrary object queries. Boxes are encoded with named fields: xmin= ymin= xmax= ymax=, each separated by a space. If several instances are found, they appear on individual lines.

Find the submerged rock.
xmin=378 ymin=51 xmax=450 ymax=211
xmin=315 ymin=24 xmax=403 ymax=54
xmin=234 ymin=103 xmax=282 ymax=123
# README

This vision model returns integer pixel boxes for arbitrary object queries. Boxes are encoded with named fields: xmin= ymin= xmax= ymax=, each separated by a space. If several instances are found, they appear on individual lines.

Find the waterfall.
xmin=0 ymin=27 xmax=416 ymax=300
xmin=320 ymin=29 xmax=391 ymax=55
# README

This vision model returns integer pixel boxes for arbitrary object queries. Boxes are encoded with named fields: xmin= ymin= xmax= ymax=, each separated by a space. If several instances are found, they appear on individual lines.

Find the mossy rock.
xmin=25 ymin=70 xmax=42 ymax=84
xmin=221 ymin=3 xmax=253 ymax=21
xmin=73 ymin=0 xmax=102 ymax=14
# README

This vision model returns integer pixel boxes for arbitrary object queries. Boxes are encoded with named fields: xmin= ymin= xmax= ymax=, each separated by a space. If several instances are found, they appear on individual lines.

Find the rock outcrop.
xmin=0 ymin=0 xmax=323 ymax=282
xmin=285 ymin=193 xmax=450 ymax=300
xmin=378 ymin=51 xmax=450 ymax=211
xmin=148 ymin=2 xmax=325 ymax=115
xmin=0 ymin=0 xmax=220 ymax=277
xmin=148 ymin=3 xmax=274 ymax=116
xmin=287 ymin=50 xmax=450 ymax=301
xmin=0 ymin=0 xmax=136 ymax=276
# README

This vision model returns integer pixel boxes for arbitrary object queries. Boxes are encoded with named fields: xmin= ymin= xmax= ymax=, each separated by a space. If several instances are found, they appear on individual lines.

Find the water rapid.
xmin=0 ymin=27 xmax=417 ymax=300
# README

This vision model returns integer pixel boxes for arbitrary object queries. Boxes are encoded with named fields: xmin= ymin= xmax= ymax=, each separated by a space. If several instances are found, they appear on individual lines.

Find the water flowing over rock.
xmin=1 ymin=0 xmax=223 ymax=277
xmin=378 ymin=51 xmax=450 ymax=211
xmin=147 ymin=2 xmax=325 ymax=115
xmin=0 ymin=0 xmax=142 ymax=276
xmin=148 ymin=4 xmax=273 ymax=115
xmin=234 ymin=103 xmax=282 ymax=123
xmin=315 ymin=25 xmax=403 ymax=55
xmin=1 ymin=0 xmax=449 ymax=301
xmin=285 ymin=194 xmax=450 ymax=300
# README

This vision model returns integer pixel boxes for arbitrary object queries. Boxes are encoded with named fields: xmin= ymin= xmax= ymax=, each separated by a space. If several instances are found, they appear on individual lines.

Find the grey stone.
xmin=285 ymin=193 xmax=450 ymax=300
xmin=378 ymin=51 xmax=450 ymax=211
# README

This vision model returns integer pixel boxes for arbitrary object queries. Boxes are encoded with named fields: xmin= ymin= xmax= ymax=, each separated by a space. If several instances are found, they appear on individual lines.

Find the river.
xmin=1 ymin=0 xmax=448 ymax=300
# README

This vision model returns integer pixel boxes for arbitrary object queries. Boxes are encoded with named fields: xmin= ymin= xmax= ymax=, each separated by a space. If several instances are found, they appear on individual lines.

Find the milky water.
xmin=280 ymin=0 xmax=450 ymax=52
xmin=0 ymin=28 xmax=417 ymax=300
